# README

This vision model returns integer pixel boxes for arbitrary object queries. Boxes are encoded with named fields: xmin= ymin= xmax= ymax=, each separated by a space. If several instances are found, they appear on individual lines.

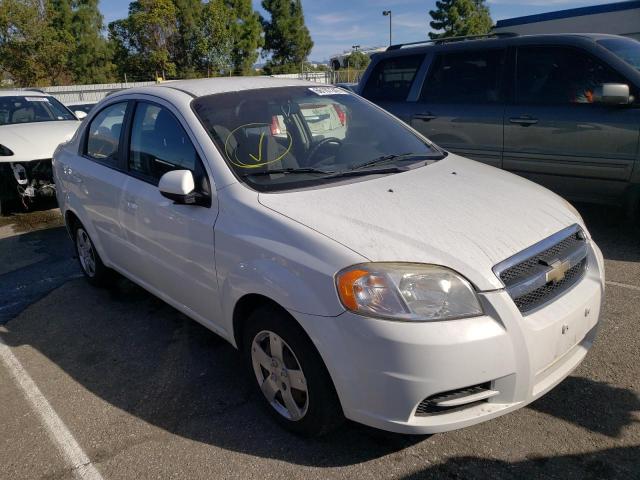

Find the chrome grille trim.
xmin=493 ymin=224 xmax=589 ymax=315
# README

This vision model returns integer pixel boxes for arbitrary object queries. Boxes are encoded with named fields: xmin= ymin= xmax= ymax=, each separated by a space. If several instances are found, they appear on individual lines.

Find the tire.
xmin=0 ymin=198 xmax=11 ymax=216
xmin=243 ymin=304 xmax=344 ymax=437
xmin=73 ymin=223 xmax=112 ymax=286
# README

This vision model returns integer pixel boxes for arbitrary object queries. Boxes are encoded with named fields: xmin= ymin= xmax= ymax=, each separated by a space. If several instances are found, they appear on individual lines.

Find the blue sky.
xmin=100 ymin=0 xmax=617 ymax=61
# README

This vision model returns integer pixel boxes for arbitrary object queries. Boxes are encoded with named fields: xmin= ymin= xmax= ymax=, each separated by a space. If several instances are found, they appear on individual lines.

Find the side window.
xmin=129 ymin=102 xmax=198 ymax=183
xmin=516 ymin=46 xmax=628 ymax=105
xmin=86 ymin=102 xmax=127 ymax=162
xmin=362 ymin=54 xmax=425 ymax=101
xmin=420 ymin=49 xmax=505 ymax=104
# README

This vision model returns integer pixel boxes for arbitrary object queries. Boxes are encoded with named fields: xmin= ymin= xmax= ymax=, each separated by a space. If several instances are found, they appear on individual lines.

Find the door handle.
xmin=509 ymin=116 xmax=539 ymax=126
xmin=413 ymin=112 xmax=437 ymax=122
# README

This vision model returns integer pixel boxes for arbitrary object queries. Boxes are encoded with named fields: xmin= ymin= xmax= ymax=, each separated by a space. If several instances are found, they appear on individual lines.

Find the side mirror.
xmin=593 ymin=83 xmax=632 ymax=105
xmin=158 ymin=169 xmax=209 ymax=206
xmin=74 ymin=110 xmax=87 ymax=120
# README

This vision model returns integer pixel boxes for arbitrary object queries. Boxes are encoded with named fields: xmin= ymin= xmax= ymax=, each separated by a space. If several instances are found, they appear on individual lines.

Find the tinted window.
xmin=516 ymin=46 xmax=627 ymax=105
xmin=129 ymin=103 xmax=198 ymax=182
xmin=421 ymin=49 xmax=505 ymax=104
xmin=362 ymin=54 xmax=425 ymax=101
xmin=0 ymin=95 xmax=75 ymax=126
xmin=598 ymin=37 xmax=640 ymax=72
xmin=86 ymin=102 xmax=127 ymax=162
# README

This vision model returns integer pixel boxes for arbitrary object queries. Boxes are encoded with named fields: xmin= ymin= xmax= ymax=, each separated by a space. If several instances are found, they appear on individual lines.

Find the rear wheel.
xmin=73 ymin=224 xmax=112 ymax=286
xmin=243 ymin=305 xmax=344 ymax=437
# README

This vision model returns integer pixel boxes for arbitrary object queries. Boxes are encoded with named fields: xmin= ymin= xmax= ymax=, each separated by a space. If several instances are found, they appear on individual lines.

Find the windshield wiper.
xmin=324 ymin=166 xmax=409 ymax=180
xmin=241 ymin=167 xmax=334 ymax=177
xmin=350 ymin=152 xmax=445 ymax=171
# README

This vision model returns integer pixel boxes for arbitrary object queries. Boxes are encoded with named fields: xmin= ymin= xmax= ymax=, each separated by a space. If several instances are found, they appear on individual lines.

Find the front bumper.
xmin=292 ymin=241 xmax=605 ymax=434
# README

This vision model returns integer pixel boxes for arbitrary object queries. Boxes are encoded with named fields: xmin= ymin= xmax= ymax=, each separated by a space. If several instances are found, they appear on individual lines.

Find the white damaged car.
xmin=53 ymin=78 xmax=605 ymax=436
xmin=0 ymin=91 xmax=80 ymax=214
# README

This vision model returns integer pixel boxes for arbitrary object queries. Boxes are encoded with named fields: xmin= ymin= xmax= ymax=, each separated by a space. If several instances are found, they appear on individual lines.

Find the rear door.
xmin=411 ymin=48 xmax=507 ymax=168
xmin=503 ymin=45 xmax=639 ymax=204
xmin=119 ymin=99 xmax=222 ymax=329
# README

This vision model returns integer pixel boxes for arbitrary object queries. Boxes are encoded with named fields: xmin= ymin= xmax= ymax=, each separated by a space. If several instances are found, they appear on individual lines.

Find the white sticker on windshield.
xmin=308 ymin=87 xmax=348 ymax=96
xmin=25 ymin=97 xmax=49 ymax=102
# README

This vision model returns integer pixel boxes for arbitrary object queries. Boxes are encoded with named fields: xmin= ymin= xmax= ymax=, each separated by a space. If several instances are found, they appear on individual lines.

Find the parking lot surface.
xmin=0 ymin=205 xmax=638 ymax=480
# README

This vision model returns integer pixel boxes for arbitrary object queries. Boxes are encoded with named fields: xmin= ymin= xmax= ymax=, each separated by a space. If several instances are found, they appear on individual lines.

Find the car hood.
xmin=258 ymin=154 xmax=581 ymax=291
xmin=0 ymin=121 xmax=80 ymax=163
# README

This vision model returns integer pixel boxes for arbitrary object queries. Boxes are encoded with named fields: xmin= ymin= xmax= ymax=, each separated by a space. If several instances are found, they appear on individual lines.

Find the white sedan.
xmin=53 ymin=77 xmax=605 ymax=436
xmin=0 ymin=91 xmax=81 ymax=214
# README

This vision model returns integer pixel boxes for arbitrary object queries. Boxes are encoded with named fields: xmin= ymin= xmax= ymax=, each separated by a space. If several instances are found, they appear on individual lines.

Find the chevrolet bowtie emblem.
xmin=546 ymin=259 xmax=571 ymax=284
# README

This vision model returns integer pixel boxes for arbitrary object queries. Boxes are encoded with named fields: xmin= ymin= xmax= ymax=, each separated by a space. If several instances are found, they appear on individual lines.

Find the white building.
xmin=493 ymin=1 xmax=640 ymax=40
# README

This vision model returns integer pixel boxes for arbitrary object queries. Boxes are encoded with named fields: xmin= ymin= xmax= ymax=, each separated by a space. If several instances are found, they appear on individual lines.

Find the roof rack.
xmin=386 ymin=32 xmax=518 ymax=51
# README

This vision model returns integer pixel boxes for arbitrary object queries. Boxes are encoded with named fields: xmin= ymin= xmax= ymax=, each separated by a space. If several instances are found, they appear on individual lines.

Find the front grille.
xmin=494 ymin=225 xmax=588 ymax=315
xmin=415 ymin=382 xmax=492 ymax=416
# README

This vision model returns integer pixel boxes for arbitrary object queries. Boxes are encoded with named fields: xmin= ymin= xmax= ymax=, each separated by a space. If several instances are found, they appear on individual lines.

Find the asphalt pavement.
xmin=0 ymin=204 xmax=638 ymax=480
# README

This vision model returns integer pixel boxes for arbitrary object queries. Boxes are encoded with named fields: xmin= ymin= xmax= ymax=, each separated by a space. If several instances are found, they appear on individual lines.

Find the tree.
xmin=0 ymin=0 xmax=73 ymax=86
xmin=225 ymin=0 xmax=263 ymax=75
xmin=261 ymin=0 xmax=313 ymax=74
xmin=347 ymin=50 xmax=370 ymax=70
xmin=198 ymin=0 xmax=233 ymax=76
xmin=429 ymin=0 xmax=492 ymax=40
xmin=109 ymin=0 xmax=178 ymax=80
xmin=69 ymin=0 xmax=115 ymax=84
xmin=173 ymin=0 xmax=203 ymax=77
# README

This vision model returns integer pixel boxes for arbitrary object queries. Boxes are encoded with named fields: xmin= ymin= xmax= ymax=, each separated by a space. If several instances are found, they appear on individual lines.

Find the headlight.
xmin=336 ymin=263 xmax=483 ymax=321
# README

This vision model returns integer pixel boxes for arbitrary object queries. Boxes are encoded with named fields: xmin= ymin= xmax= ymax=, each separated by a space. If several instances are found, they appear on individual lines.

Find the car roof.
xmin=0 ymin=90 xmax=50 ymax=97
xmin=112 ymin=77 xmax=328 ymax=100
xmin=376 ymin=33 xmax=627 ymax=57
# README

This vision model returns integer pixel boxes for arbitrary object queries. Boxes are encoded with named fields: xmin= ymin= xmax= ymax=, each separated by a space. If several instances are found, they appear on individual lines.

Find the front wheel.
xmin=74 ymin=224 xmax=112 ymax=286
xmin=243 ymin=305 xmax=343 ymax=436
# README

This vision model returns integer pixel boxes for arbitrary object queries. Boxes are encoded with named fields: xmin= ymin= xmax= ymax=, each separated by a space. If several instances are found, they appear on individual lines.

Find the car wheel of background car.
xmin=74 ymin=224 xmax=112 ymax=286
xmin=243 ymin=304 xmax=344 ymax=437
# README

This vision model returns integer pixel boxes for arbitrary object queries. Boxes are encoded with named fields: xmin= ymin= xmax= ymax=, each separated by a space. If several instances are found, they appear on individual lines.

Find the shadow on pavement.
xmin=399 ymin=445 xmax=639 ymax=480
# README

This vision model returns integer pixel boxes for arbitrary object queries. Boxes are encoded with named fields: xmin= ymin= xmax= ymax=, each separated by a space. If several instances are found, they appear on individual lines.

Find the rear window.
xmin=362 ymin=54 xmax=425 ymax=101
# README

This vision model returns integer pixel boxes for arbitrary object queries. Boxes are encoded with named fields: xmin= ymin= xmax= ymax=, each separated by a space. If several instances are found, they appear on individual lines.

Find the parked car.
xmin=357 ymin=33 xmax=640 ymax=218
xmin=65 ymin=101 xmax=97 ymax=118
xmin=0 ymin=91 xmax=81 ymax=214
xmin=53 ymin=77 xmax=604 ymax=437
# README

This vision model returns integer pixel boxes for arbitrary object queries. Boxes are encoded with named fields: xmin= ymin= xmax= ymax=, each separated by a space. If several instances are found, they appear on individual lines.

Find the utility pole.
xmin=383 ymin=10 xmax=392 ymax=46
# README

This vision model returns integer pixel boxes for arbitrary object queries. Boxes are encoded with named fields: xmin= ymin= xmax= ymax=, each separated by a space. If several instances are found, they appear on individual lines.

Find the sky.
xmin=99 ymin=0 xmax=619 ymax=62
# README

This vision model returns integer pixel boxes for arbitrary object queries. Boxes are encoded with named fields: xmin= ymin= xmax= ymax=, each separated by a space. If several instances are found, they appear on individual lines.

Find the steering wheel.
xmin=307 ymin=137 xmax=343 ymax=165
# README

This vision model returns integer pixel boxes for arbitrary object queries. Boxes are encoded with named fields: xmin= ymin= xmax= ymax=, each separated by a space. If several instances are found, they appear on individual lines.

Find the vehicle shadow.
xmin=399 ymin=445 xmax=639 ymax=480
xmin=576 ymin=203 xmax=640 ymax=263
xmin=2 ymin=277 xmax=425 ymax=467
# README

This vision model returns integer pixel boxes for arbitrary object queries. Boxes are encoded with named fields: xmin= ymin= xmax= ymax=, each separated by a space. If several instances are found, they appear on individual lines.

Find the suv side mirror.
xmin=158 ymin=169 xmax=209 ymax=206
xmin=593 ymin=83 xmax=632 ymax=105
xmin=74 ymin=110 xmax=87 ymax=120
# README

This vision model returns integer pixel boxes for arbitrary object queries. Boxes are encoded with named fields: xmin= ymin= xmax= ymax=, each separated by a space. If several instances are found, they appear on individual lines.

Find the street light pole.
xmin=383 ymin=10 xmax=392 ymax=47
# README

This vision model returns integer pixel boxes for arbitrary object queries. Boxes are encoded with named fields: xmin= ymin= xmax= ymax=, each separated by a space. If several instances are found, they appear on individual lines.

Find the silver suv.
xmin=357 ymin=33 xmax=640 ymax=218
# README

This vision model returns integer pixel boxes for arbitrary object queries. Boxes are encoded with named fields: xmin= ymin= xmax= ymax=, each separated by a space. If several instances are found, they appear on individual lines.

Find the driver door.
xmin=119 ymin=100 xmax=222 ymax=330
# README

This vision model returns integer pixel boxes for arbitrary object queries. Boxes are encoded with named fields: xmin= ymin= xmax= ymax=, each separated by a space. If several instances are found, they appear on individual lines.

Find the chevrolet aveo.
xmin=53 ymin=78 xmax=605 ymax=436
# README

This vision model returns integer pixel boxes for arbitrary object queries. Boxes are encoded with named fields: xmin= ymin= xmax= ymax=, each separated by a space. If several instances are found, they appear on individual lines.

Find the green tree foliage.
xmin=198 ymin=0 xmax=234 ymax=76
xmin=173 ymin=0 xmax=203 ymax=77
xmin=429 ymin=0 xmax=493 ymax=39
xmin=347 ymin=50 xmax=370 ymax=70
xmin=0 ymin=0 xmax=73 ymax=86
xmin=109 ymin=0 xmax=178 ymax=80
xmin=226 ymin=0 xmax=263 ymax=75
xmin=261 ymin=0 xmax=313 ymax=74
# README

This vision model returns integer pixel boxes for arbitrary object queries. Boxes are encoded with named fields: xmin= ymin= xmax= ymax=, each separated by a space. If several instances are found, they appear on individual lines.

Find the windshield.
xmin=598 ymin=38 xmax=640 ymax=71
xmin=0 ymin=95 xmax=76 ymax=126
xmin=193 ymin=86 xmax=443 ymax=191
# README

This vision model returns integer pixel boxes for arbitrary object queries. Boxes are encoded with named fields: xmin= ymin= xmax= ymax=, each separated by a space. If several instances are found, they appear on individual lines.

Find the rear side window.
xmin=516 ymin=46 xmax=627 ymax=105
xmin=362 ymin=54 xmax=425 ymax=101
xmin=420 ymin=49 xmax=505 ymax=104
xmin=129 ymin=102 xmax=198 ymax=183
xmin=86 ymin=102 xmax=127 ymax=163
